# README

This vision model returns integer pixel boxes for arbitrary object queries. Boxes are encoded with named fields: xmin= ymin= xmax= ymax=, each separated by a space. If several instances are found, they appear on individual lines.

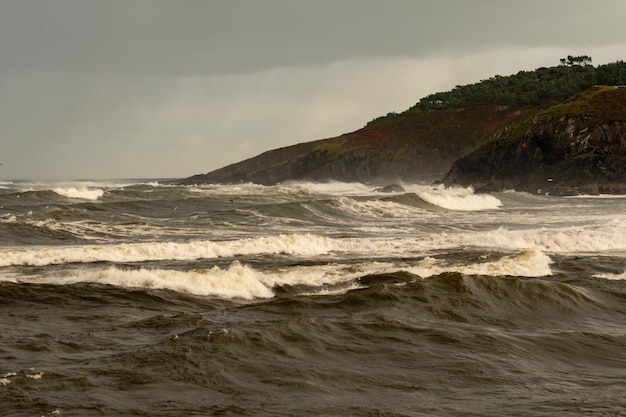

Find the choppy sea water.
xmin=1 ymin=179 xmax=626 ymax=416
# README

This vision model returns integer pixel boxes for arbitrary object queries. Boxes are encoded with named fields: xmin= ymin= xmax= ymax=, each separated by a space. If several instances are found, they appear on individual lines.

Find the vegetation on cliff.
xmin=397 ymin=57 xmax=626 ymax=114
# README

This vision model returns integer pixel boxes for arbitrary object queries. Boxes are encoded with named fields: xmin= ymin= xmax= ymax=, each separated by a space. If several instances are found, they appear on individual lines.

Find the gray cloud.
xmin=2 ymin=0 xmax=624 ymax=76
xmin=1 ymin=0 xmax=625 ymax=179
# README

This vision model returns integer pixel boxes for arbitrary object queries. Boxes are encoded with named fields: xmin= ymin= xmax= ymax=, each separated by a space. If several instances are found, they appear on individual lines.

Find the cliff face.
xmin=181 ymin=103 xmax=535 ymax=185
xmin=442 ymin=87 xmax=626 ymax=195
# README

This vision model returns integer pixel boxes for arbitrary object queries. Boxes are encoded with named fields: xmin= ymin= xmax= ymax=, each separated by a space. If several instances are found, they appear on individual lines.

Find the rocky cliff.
xmin=442 ymin=86 xmax=626 ymax=195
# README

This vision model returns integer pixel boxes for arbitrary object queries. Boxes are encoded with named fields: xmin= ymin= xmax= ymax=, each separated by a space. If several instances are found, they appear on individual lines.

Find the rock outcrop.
xmin=442 ymin=86 xmax=626 ymax=195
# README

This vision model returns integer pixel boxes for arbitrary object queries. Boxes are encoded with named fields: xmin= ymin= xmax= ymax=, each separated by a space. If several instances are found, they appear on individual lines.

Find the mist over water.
xmin=1 ymin=180 xmax=626 ymax=416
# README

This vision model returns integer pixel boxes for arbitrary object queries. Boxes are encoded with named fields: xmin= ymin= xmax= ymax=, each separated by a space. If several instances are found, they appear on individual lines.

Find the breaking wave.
xmin=2 ymin=249 xmax=553 ymax=300
xmin=416 ymin=186 xmax=502 ymax=211
xmin=52 ymin=187 xmax=104 ymax=200
xmin=2 ymin=218 xmax=625 ymax=268
xmin=0 ymin=234 xmax=339 ymax=267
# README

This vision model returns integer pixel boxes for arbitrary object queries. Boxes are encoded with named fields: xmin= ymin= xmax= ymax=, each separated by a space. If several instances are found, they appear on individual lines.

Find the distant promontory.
xmin=180 ymin=57 xmax=626 ymax=194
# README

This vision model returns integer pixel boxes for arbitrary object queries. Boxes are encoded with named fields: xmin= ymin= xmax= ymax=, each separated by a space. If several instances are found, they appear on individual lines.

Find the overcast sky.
xmin=1 ymin=0 xmax=625 ymax=180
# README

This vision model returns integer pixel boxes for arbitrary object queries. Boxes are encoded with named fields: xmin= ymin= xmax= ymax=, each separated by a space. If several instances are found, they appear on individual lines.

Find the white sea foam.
xmin=0 ymin=370 xmax=43 ymax=387
xmin=52 ymin=263 xmax=275 ymax=299
xmin=0 ymin=234 xmax=339 ymax=267
xmin=0 ymin=372 xmax=16 ymax=386
xmin=346 ymin=223 xmax=626 ymax=256
xmin=594 ymin=270 xmax=626 ymax=280
xmin=406 ymin=249 xmax=553 ymax=278
xmin=6 ymin=262 xmax=355 ymax=299
xmin=291 ymin=181 xmax=374 ymax=196
xmin=331 ymin=197 xmax=421 ymax=218
xmin=25 ymin=372 xmax=44 ymax=380
xmin=188 ymin=181 xmax=374 ymax=199
xmin=566 ymin=194 xmax=626 ymax=199
xmin=2 ymin=219 xmax=625 ymax=268
xmin=453 ymin=223 xmax=626 ymax=254
xmin=269 ymin=249 xmax=553 ymax=286
xmin=417 ymin=186 xmax=502 ymax=211
xmin=52 ymin=187 xmax=104 ymax=200
xmin=7 ymin=249 xmax=554 ymax=299
xmin=0 ymin=214 xmax=18 ymax=223
xmin=5 ymin=179 xmax=146 ymax=198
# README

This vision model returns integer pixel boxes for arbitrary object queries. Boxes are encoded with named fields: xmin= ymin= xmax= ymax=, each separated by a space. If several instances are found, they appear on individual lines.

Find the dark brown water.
xmin=1 ymin=180 xmax=626 ymax=416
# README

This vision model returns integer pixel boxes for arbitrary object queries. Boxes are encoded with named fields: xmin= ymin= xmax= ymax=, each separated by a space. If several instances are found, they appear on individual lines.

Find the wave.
xmin=2 ymin=217 xmax=625 ymax=267
xmin=2 ymin=261 xmax=329 ymax=299
xmin=1 ymin=249 xmax=554 ymax=299
xmin=0 ymin=234 xmax=339 ymax=267
xmin=415 ymin=186 xmax=502 ymax=211
xmin=405 ymin=249 xmax=553 ymax=278
xmin=263 ymin=249 xmax=553 ymax=290
xmin=40 ymin=262 xmax=275 ymax=300
xmin=308 ymin=183 xmax=503 ymax=212
xmin=1 ymin=180 xmax=147 ymax=197
xmin=328 ymin=196 xmax=424 ymax=219
xmin=281 ymin=180 xmax=375 ymax=196
xmin=453 ymin=222 xmax=626 ymax=254
xmin=0 ymin=181 xmax=13 ymax=190
xmin=0 ymin=219 xmax=82 ymax=246
xmin=423 ymin=221 xmax=626 ymax=254
xmin=52 ymin=187 xmax=104 ymax=200
xmin=593 ymin=270 xmax=626 ymax=280
xmin=263 ymin=186 xmax=501 ymax=224
xmin=0 ymin=369 xmax=44 ymax=387
xmin=181 ymin=181 xmax=377 ymax=202
xmin=184 ymin=181 xmax=503 ymax=210
xmin=0 ymin=209 xmax=150 ymax=244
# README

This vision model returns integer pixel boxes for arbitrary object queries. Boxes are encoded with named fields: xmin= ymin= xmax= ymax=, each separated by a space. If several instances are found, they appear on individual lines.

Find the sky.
xmin=1 ymin=0 xmax=626 ymax=180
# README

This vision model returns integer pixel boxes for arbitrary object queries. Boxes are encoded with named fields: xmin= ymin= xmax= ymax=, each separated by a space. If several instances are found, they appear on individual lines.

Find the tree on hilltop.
xmin=560 ymin=55 xmax=592 ymax=67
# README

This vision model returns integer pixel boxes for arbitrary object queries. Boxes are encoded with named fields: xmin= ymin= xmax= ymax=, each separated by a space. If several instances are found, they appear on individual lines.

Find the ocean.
xmin=1 ymin=179 xmax=626 ymax=416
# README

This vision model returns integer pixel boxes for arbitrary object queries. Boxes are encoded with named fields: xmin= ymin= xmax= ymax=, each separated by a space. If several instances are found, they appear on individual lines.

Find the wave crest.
xmin=52 ymin=187 xmax=104 ymax=200
xmin=417 ymin=186 xmax=502 ymax=211
xmin=0 ymin=234 xmax=337 ymax=267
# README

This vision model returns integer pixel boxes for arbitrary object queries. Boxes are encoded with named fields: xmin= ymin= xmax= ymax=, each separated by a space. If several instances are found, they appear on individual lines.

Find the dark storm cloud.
xmin=2 ymin=0 xmax=624 ymax=76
